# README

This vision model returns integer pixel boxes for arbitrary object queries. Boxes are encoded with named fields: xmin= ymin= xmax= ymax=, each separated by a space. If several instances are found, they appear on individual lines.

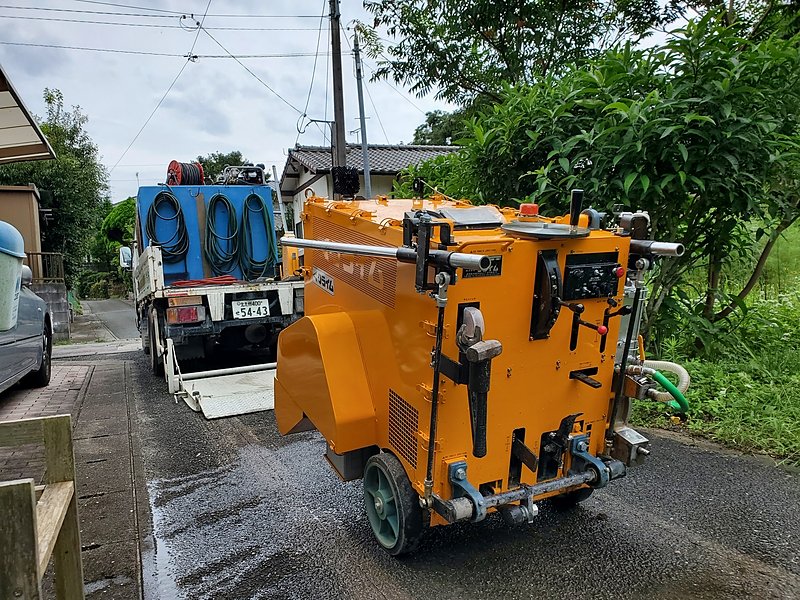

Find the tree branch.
xmin=713 ymin=214 xmax=799 ymax=321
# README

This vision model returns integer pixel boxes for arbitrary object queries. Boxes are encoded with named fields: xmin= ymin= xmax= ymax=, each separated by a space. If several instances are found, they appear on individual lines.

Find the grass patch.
xmin=635 ymin=276 xmax=800 ymax=465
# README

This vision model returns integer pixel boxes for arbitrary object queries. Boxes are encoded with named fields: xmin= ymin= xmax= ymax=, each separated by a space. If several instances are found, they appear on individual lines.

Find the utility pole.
xmin=353 ymin=31 xmax=372 ymax=199
xmin=329 ymin=0 xmax=346 ymax=171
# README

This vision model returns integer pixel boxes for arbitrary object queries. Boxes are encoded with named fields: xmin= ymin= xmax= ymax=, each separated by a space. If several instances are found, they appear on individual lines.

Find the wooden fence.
xmin=0 ymin=415 xmax=84 ymax=599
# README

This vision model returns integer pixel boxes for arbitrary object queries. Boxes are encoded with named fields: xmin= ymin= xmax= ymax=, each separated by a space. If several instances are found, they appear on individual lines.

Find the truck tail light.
xmin=166 ymin=306 xmax=206 ymax=324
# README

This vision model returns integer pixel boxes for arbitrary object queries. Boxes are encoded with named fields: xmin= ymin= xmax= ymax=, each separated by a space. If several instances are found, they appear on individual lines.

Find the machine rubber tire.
xmin=26 ymin=324 xmax=52 ymax=388
xmin=550 ymin=486 xmax=594 ymax=510
xmin=363 ymin=453 xmax=424 ymax=556
xmin=149 ymin=311 xmax=163 ymax=377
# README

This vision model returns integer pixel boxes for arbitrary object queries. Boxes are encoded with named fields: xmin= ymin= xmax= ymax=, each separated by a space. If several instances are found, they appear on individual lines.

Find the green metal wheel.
xmin=363 ymin=453 xmax=424 ymax=556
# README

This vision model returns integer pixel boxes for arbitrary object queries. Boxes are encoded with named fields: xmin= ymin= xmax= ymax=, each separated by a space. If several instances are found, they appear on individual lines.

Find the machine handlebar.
xmin=279 ymin=237 xmax=490 ymax=272
xmin=629 ymin=239 xmax=685 ymax=257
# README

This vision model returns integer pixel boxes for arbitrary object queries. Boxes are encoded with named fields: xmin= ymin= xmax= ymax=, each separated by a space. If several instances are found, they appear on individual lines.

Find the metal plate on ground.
xmin=185 ymin=369 xmax=276 ymax=419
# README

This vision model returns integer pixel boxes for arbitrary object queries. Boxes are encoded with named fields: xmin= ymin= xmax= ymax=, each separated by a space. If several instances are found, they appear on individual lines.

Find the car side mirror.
xmin=119 ymin=246 xmax=133 ymax=271
xmin=21 ymin=265 xmax=32 ymax=287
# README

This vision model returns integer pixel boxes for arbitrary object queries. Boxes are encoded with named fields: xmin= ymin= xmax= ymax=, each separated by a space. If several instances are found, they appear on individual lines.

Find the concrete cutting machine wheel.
xmin=363 ymin=453 xmax=425 ymax=556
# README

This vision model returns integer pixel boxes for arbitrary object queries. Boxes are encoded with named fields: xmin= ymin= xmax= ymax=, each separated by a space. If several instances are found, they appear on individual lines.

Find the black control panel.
xmin=563 ymin=252 xmax=621 ymax=300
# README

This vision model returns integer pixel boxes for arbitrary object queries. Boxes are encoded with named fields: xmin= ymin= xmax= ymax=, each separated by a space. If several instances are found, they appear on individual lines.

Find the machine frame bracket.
xmin=448 ymin=461 xmax=487 ymax=522
xmin=569 ymin=434 xmax=610 ymax=488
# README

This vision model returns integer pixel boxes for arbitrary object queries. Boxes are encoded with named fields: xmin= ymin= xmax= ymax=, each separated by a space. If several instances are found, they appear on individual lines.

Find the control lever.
xmin=559 ymin=300 xmax=608 ymax=351
xmin=569 ymin=189 xmax=584 ymax=232
xmin=457 ymin=308 xmax=502 ymax=458
xmin=600 ymin=298 xmax=632 ymax=353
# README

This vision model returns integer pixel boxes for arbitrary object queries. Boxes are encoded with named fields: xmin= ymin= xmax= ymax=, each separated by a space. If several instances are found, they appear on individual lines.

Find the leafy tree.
xmin=364 ymin=0 xmax=678 ymax=104
xmin=195 ymin=150 xmax=272 ymax=183
xmin=0 ymin=89 xmax=108 ymax=284
xmin=100 ymin=196 xmax=136 ymax=244
xmin=398 ymin=16 xmax=800 ymax=340
xmin=412 ymin=109 xmax=468 ymax=145
xmin=393 ymin=153 xmax=472 ymax=198
xmin=197 ymin=150 xmax=245 ymax=182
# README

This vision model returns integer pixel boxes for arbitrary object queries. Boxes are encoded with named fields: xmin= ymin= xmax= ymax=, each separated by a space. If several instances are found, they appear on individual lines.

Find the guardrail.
xmin=0 ymin=415 xmax=84 ymax=599
xmin=25 ymin=252 xmax=65 ymax=284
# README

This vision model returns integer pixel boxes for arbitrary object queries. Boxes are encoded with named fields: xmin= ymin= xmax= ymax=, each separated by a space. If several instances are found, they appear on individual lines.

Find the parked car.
xmin=0 ymin=265 xmax=52 ymax=394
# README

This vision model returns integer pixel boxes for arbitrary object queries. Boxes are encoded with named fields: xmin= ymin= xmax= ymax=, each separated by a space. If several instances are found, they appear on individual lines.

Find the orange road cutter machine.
xmin=276 ymin=190 xmax=684 ymax=554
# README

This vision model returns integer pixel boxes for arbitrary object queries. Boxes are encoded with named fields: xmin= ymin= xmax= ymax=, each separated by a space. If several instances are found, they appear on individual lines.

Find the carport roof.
xmin=0 ymin=64 xmax=56 ymax=165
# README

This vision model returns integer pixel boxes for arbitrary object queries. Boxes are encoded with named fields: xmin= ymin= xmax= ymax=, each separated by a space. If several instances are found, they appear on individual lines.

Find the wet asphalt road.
xmin=127 ymin=352 xmax=800 ymax=600
xmin=84 ymin=298 xmax=800 ymax=598
xmin=83 ymin=299 xmax=140 ymax=340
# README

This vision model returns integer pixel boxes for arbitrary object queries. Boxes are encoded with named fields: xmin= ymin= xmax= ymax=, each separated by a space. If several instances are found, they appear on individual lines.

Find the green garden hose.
xmin=239 ymin=192 xmax=278 ymax=280
xmin=204 ymin=193 xmax=239 ymax=275
xmin=652 ymin=370 xmax=689 ymax=413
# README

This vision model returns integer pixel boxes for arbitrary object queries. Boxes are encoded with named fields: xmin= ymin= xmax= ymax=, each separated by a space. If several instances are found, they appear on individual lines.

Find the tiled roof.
xmin=287 ymin=143 xmax=459 ymax=175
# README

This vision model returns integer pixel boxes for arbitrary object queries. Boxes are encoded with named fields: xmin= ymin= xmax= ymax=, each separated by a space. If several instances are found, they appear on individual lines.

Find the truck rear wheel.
xmin=149 ymin=310 xmax=163 ymax=377
xmin=363 ymin=453 xmax=424 ymax=556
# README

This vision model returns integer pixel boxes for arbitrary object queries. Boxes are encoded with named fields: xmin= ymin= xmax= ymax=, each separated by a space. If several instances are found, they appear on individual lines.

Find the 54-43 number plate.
xmin=232 ymin=299 xmax=270 ymax=319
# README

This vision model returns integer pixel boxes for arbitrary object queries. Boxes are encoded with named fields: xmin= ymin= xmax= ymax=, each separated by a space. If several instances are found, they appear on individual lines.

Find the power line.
xmin=110 ymin=0 xmax=212 ymax=172
xmin=73 ymin=0 xmax=187 ymax=14
xmin=363 ymin=76 xmax=390 ymax=144
xmin=0 ymin=4 xmax=319 ymax=18
xmin=0 ymin=13 xmax=324 ymax=30
xmin=295 ymin=0 xmax=327 ymax=146
xmin=188 ymin=0 xmax=212 ymax=57
xmin=0 ymin=5 xmax=174 ymax=18
xmin=0 ymin=41 xmax=180 ymax=56
xmin=360 ymin=58 xmax=427 ymax=115
xmin=109 ymin=60 xmax=188 ymax=173
xmin=341 ymin=27 xmax=390 ymax=144
xmin=323 ymin=23 xmax=331 ymax=146
xmin=200 ymin=26 xmax=305 ymax=115
xmin=0 ymin=41 xmax=332 ymax=58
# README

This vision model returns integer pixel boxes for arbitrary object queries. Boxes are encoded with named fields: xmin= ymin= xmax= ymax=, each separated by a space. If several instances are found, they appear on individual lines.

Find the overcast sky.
xmin=1 ymin=0 xmax=453 ymax=201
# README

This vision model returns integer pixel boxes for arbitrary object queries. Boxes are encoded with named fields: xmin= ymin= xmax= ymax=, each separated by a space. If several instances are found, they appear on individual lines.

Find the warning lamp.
xmin=166 ymin=306 xmax=206 ymax=325
xmin=519 ymin=203 xmax=539 ymax=216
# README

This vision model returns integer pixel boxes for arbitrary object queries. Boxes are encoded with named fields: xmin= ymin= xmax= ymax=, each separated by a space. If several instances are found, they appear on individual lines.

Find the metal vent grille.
xmin=388 ymin=389 xmax=418 ymax=468
xmin=309 ymin=216 xmax=397 ymax=308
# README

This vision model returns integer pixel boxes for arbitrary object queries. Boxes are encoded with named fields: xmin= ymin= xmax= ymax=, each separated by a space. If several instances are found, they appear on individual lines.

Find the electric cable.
xmin=200 ymin=26 xmax=305 ymax=115
xmin=146 ymin=190 xmax=189 ymax=263
xmin=294 ymin=0 xmax=328 ymax=146
xmin=110 ymin=0 xmax=209 ymax=173
xmin=110 ymin=60 xmax=189 ymax=172
xmin=73 ymin=0 xmax=319 ymax=17
xmin=239 ymin=193 xmax=278 ymax=280
xmin=0 ymin=4 xmax=319 ymax=18
xmin=0 ymin=14 xmax=326 ymax=30
xmin=361 ymin=58 xmax=427 ymax=115
xmin=204 ymin=193 xmax=239 ymax=275
xmin=341 ymin=27 xmax=390 ymax=143
xmin=0 ymin=40 xmax=330 ymax=58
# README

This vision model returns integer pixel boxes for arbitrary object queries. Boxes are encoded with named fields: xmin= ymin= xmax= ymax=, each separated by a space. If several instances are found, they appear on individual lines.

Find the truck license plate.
xmin=232 ymin=299 xmax=270 ymax=319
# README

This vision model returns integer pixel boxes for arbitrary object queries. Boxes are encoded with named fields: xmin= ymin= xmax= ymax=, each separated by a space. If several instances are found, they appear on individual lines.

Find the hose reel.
xmin=166 ymin=161 xmax=205 ymax=186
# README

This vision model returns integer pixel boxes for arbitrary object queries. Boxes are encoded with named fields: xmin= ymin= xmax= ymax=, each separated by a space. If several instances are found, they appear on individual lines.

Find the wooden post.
xmin=0 ymin=479 xmax=42 ymax=599
xmin=0 ymin=415 xmax=84 ymax=600
xmin=42 ymin=416 xmax=83 ymax=600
